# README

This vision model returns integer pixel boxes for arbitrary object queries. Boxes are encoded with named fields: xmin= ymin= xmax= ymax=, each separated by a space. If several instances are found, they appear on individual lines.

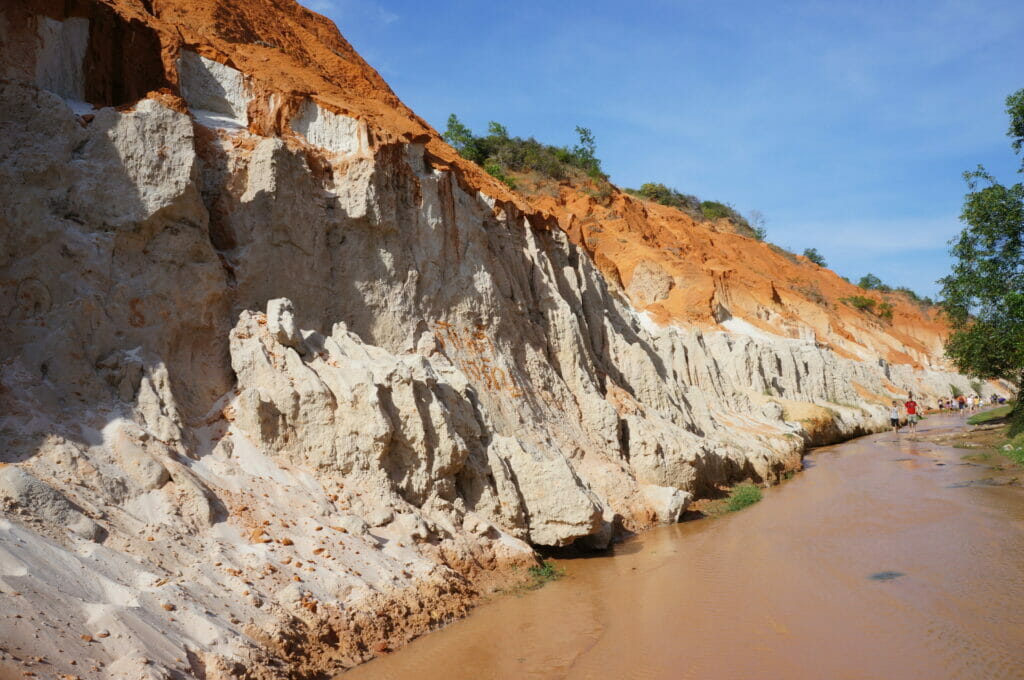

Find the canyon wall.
xmin=0 ymin=2 xmax=1004 ymax=678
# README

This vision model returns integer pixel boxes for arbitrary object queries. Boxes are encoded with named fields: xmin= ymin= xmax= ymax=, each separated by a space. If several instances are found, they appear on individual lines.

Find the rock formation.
xmin=0 ymin=1 xmax=1007 ymax=678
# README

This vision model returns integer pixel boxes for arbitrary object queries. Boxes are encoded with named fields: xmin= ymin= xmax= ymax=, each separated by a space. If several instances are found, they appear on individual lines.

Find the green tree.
xmin=1007 ymin=89 xmax=1024 ymax=162
xmin=803 ymin=248 xmax=827 ymax=267
xmin=940 ymin=88 xmax=1024 ymax=430
xmin=572 ymin=126 xmax=604 ymax=178
xmin=857 ymin=273 xmax=890 ymax=291
xmin=443 ymin=114 xmax=474 ymax=153
xmin=841 ymin=295 xmax=877 ymax=313
xmin=748 ymin=210 xmax=767 ymax=241
xmin=487 ymin=121 xmax=509 ymax=139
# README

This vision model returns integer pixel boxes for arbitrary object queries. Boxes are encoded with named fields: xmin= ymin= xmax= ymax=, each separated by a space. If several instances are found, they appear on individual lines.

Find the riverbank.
xmin=913 ymin=406 xmax=1023 ymax=486
xmin=342 ymin=414 xmax=1024 ymax=679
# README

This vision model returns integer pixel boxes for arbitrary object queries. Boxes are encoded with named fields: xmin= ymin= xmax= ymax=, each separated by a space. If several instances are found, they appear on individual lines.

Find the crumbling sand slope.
xmin=0 ymin=1 xmax=1007 ymax=678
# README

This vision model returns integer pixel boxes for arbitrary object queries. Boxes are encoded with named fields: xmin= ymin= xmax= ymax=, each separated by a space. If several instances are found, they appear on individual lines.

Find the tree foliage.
xmin=940 ymin=169 xmax=1024 ymax=381
xmin=857 ymin=273 xmax=890 ymax=291
xmin=747 ymin=210 xmax=767 ymax=241
xmin=1007 ymin=89 xmax=1024 ymax=162
xmin=940 ymin=88 xmax=1024 ymax=392
xmin=443 ymin=114 xmax=474 ymax=152
xmin=803 ymin=248 xmax=827 ymax=267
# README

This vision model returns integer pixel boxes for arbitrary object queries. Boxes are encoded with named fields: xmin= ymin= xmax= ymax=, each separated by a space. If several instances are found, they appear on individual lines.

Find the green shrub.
xmin=726 ymin=483 xmax=762 ymax=512
xmin=893 ymin=286 xmax=935 ymax=308
xmin=699 ymin=201 xmax=757 ymax=236
xmin=483 ymin=161 xmax=517 ymax=189
xmin=624 ymin=187 xmax=762 ymax=238
xmin=841 ymin=295 xmax=877 ymax=312
xmin=857 ymin=273 xmax=892 ymax=292
xmin=803 ymin=248 xmax=827 ymax=267
xmin=701 ymin=200 xmax=733 ymax=220
xmin=626 ymin=183 xmax=701 ymax=213
xmin=877 ymin=301 xmax=894 ymax=321
xmin=443 ymin=114 xmax=608 ymax=186
xmin=950 ymin=383 xmax=963 ymax=398
xmin=527 ymin=560 xmax=564 ymax=588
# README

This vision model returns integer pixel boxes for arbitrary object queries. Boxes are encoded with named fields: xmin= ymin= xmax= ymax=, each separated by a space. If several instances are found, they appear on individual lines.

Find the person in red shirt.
xmin=904 ymin=393 xmax=919 ymax=433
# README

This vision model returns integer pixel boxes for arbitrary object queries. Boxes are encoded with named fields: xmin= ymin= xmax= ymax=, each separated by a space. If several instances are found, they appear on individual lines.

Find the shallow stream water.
xmin=344 ymin=415 xmax=1024 ymax=679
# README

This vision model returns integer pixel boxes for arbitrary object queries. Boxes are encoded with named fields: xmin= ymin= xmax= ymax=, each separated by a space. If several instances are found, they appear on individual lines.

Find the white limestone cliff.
xmin=0 ymin=25 xmax=1009 ymax=680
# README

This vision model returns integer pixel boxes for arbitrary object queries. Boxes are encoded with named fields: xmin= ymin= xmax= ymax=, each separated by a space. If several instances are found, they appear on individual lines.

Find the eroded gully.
xmin=343 ymin=414 xmax=1024 ymax=680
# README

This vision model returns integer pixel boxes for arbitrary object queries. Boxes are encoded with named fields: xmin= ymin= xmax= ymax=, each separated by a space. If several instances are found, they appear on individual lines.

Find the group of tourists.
xmin=937 ymin=395 xmax=971 ymax=413
xmin=936 ymin=393 xmax=1002 ymax=414
xmin=889 ymin=390 xmax=1006 ymax=433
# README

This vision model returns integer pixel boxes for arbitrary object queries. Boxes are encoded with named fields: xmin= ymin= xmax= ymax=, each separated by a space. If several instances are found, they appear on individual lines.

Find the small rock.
xmin=267 ymin=298 xmax=304 ymax=352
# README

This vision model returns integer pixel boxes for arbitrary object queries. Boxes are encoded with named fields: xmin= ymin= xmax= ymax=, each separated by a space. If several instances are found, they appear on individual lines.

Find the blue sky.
xmin=303 ymin=0 xmax=1024 ymax=297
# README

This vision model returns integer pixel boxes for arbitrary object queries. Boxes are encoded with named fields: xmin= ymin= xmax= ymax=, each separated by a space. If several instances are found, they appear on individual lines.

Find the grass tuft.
xmin=1004 ymin=433 xmax=1024 ymax=466
xmin=968 ymin=405 xmax=1012 ymax=425
xmin=726 ymin=483 xmax=763 ymax=512
xmin=527 ymin=560 xmax=564 ymax=588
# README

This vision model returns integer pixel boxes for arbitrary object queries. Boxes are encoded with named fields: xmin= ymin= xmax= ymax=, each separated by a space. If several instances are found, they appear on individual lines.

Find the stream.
xmin=344 ymin=414 xmax=1024 ymax=679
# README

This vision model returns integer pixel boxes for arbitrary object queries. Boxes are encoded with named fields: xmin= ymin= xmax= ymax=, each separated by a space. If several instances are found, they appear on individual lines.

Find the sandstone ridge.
xmin=0 ymin=1 xmax=1007 ymax=678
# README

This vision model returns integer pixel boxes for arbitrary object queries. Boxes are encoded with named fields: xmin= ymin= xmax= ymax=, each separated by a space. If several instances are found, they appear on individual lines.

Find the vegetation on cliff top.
xmin=941 ymin=87 xmax=1024 ymax=434
xmin=442 ymin=116 xmax=770 ymax=241
xmin=856 ymin=273 xmax=936 ymax=309
xmin=443 ymin=114 xmax=606 ymax=189
xmin=802 ymin=248 xmax=827 ymax=267
xmin=443 ymin=115 xmax=936 ymax=316
xmin=621 ymin=182 xmax=766 ymax=240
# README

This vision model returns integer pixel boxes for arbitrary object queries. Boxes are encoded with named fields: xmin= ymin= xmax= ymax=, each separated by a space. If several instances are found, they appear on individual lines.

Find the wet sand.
xmin=343 ymin=415 xmax=1024 ymax=679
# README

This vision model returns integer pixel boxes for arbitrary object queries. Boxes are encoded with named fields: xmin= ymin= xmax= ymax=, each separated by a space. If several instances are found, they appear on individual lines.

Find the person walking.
xmin=904 ymin=393 xmax=920 ymax=433
xmin=890 ymin=400 xmax=901 ymax=433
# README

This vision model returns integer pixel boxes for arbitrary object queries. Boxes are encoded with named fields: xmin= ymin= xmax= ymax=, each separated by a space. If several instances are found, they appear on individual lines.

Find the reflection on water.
xmin=343 ymin=416 xmax=1024 ymax=680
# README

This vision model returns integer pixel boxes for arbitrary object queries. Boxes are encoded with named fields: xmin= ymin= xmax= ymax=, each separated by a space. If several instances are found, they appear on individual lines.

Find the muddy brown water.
xmin=344 ymin=415 xmax=1024 ymax=680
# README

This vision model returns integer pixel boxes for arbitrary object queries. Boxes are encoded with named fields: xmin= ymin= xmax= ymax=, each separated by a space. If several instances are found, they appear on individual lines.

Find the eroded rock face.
xmin=627 ymin=260 xmax=674 ymax=307
xmin=0 ymin=3 xmax=1011 ymax=679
